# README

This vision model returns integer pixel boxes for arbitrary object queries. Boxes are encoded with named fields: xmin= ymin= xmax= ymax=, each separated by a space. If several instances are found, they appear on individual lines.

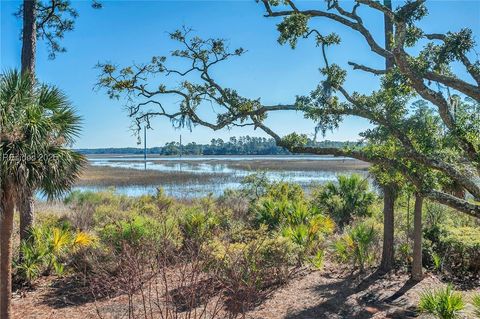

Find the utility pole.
xmin=180 ymin=134 xmax=183 ymax=158
xmin=144 ymin=125 xmax=147 ymax=170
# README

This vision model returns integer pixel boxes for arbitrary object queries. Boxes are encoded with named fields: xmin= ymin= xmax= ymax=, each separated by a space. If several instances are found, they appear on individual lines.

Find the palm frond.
xmin=1 ymin=69 xmax=85 ymax=200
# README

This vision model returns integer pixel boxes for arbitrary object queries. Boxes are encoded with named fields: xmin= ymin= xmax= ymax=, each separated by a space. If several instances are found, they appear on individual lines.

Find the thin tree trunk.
xmin=380 ymin=185 xmax=395 ymax=272
xmin=412 ymin=195 xmax=423 ymax=281
xmin=20 ymin=0 xmax=37 ymax=250
xmin=19 ymin=189 xmax=35 ymax=243
xmin=2 ymin=4 xmax=38 ymax=317
xmin=21 ymin=0 xmax=37 ymax=77
xmin=0 ymin=184 xmax=15 ymax=319
xmin=383 ymin=0 xmax=394 ymax=70
xmin=379 ymin=0 xmax=396 ymax=274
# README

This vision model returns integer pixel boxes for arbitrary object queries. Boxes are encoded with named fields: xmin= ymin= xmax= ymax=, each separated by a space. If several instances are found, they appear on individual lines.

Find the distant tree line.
xmin=76 ymin=136 xmax=357 ymax=155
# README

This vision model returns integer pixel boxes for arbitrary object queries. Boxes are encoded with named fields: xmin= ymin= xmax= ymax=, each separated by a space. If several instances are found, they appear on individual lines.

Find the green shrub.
xmin=424 ymin=202 xmax=450 ymax=230
xmin=135 ymin=194 xmax=159 ymax=215
xmin=179 ymin=208 xmax=219 ymax=246
xmin=255 ymin=196 xmax=320 ymax=230
xmin=93 ymin=203 xmax=132 ymax=228
xmin=217 ymin=189 xmax=250 ymax=223
xmin=312 ymin=174 xmax=375 ymax=229
xmin=240 ymin=172 xmax=270 ymax=200
xmin=472 ymin=294 xmax=480 ymax=318
xmin=65 ymin=188 xmax=127 ymax=207
xmin=253 ymin=182 xmax=334 ymax=267
xmin=64 ymin=190 xmax=106 ymax=206
xmin=334 ymin=221 xmax=380 ymax=271
xmin=255 ymin=197 xmax=288 ymax=230
xmin=418 ymin=285 xmax=465 ymax=319
xmin=424 ymin=201 xmax=476 ymax=229
xmin=133 ymin=189 xmax=174 ymax=215
xmin=309 ymin=250 xmax=325 ymax=269
xmin=100 ymin=215 xmax=180 ymax=251
xmin=439 ymin=226 xmax=480 ymax=273
xmin=65 ymin=189 xmax=132 ymax=230
xmin=15 ymin=241 xmax=44 ymax=282
xmin=265 ymin=181 xmax=304 ymax=202
xmin=205 ymin=233 xmax=296 ymax=312
xmin=153 ymin=187 xmax=174 ymax=212
xmin=34 ymin=212 xmax=71 ymax=229
xmin=397 ymin=242 xmax=413 ymax=268
xmin=432 ymin=252 xmax=443 ymax=272
xmin=206 ymin=229 xmax=297 ymax=284
xmin=15 ymin=225 xmax=95 ymax=282
xmin=281 ymin=214 xmax=334 ymax=266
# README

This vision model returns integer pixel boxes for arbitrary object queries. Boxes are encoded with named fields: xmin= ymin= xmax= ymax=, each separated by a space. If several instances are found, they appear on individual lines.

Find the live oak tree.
xmin=285 ymin=0 xmax=479 ymax=275
xmin=379 ymin=0 xmax=397 ymax=272
xmin=15 ymin=0 xmax=101 ymax=243
xmin=257 ymin=0 xmax=479 ymax=277
xmin=256 ymin=0 xmax=480 ymax=212
xmin=96 ymin=0 xmax=479 ymax=272
xmin=365 ymin=100 xmax=461 ymax=280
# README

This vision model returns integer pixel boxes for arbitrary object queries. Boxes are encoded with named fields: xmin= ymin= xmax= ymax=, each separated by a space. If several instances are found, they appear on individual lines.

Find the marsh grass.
xmin=78 ymin=165 xmax=233 ymax=186
xmin=147 ymin=158 xmax=370 ymax=171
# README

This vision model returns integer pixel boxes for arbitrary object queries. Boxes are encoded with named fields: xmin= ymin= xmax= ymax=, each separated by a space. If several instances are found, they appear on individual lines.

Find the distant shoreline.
xmin=75 ymin=138 xmax=361 ymax=157
xmin=84 ymin=154 xmax=357 ymax=159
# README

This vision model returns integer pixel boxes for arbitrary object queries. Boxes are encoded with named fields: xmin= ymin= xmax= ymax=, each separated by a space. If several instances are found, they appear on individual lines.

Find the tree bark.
xmin=379 ymin=0 xmax=396 ymax=274
xmin=380 ymin=185 xmax=395 ymax=272
xmin=0 ymin=184 xmax=15 ymax=319
xmin=412 ymin=195 xmax=423 ymax=281
xmin=20 ymin=0 xmax=37 ymax=251
xmin=383 ymin=0 xmax=394 ymax=70
xmin=19 ymin=189 xmax=35 ymax=243
xmin=21 ymin=0 xmax=37 ymax=77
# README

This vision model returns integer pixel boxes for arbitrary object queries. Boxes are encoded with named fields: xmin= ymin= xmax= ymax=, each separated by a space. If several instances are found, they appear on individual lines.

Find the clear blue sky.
xmin=1 ymin=0 xmax=479 ymax=148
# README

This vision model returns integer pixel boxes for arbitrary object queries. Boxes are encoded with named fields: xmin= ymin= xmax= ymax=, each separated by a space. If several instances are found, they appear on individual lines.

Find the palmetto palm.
xmin=0 ymin=70 xmax=85 ymax=318
xmin=314 ymin=174 xmax=375 ymax=229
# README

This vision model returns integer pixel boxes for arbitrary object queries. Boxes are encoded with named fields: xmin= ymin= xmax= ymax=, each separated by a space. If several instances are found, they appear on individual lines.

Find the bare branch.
xmin=348 ymin=62 xmax=386 ymax=75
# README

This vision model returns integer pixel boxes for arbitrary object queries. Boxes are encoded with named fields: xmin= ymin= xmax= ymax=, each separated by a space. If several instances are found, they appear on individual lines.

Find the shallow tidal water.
xmin=43 ymin=155 xmax=369 ymax=199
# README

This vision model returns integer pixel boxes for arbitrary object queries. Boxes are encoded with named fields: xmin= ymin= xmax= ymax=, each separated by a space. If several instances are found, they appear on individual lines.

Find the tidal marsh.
xmin=75 ymin=156 xmax=370 ymax=198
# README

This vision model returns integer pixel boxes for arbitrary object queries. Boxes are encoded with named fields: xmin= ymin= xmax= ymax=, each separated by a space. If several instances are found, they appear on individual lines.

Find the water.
xmin=44 ymin=155 xmax=368 ymax=199
xmin=72 ymin=170 xmax=354 ymax=198
xmin=88 ymin=155 xmax=354 ymax=162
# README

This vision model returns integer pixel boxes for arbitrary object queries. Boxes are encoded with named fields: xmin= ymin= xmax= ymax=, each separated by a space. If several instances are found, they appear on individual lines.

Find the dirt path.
xmin=12 ymin=267 xmax=477 ymax=319
xmin=249 ymin=266 xmax=441 ymax=319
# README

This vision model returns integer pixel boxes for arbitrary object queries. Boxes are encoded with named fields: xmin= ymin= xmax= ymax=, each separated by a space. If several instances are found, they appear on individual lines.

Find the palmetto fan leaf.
xmin=1 ymin=69 xmax=85 ymax=198
xmin=37 ymin=85 xmax=82 ymax=145
xmin=40 ymin=147 xmax=86 ymax=200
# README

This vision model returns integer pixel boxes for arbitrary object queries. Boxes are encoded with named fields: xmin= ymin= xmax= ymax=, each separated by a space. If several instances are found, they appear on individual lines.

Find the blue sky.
xmin=1 ymin=0 xmax=479 ymax=148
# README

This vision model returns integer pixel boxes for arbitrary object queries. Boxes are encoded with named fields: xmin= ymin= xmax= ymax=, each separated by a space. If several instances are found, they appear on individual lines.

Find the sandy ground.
xmin=12 ymin=266 xmax=480 ymax=319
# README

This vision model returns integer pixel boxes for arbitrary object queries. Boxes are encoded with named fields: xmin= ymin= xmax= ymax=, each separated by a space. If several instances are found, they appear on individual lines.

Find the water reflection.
xmin=40 ymin=156 xmax=367 ymax=199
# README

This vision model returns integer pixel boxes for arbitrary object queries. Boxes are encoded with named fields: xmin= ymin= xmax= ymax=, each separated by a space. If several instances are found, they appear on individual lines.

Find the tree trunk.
xmin=19 ymin=189 xmax=35 ymax=243
xmin=21 ymin=0 xmax=37 ymax=77
xmin=412 ymin=195 xmax=423 ymax=281
xmin=383 ymin=0 xmax=394 ymax=70
xmin=378 ymin=0 xmax=396 ymax=275
xmin=0 ymin=184 xmax=15 ymax=319
xmin=2 ymin=3 xmax=38 ymax=317
xmin=20 ymin=0 xmax=37 ymax=250
xmin=380 ymin=185 xmax=395 ymax=272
